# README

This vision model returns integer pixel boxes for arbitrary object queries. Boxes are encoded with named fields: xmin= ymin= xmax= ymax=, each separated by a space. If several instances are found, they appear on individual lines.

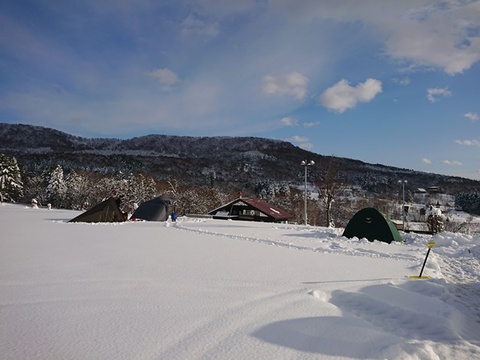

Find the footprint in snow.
xmin=329 ymin=284 xmax=461 ymax=342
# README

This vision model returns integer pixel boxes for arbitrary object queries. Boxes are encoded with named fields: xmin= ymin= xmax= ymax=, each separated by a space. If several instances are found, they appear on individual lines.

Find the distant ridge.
xmin=1 ymin=123 xmax=479 ymax=194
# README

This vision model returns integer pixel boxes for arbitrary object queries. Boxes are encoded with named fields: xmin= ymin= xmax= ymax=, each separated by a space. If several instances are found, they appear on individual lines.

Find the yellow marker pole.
xmin=410 ymin=241 xmax=436 ymax=279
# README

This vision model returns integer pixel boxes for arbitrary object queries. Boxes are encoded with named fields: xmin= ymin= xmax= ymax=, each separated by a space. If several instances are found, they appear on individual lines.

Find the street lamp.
xmin=398 ymin=180 xmax=407 ymax=230
xmin=301 ymin=160 xmax=315 ymax=225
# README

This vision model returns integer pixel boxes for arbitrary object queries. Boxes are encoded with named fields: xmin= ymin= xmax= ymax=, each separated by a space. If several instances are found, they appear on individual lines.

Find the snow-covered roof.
xmin=209 ymin=197 xmax=292 ymax=221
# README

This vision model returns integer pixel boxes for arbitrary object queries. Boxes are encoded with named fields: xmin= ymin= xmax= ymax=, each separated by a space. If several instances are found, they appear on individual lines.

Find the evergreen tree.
xmin=455 ymin=192 xmax=480 ymax=215
xmin=44 ymin=165 xmax=67 ymax=208
xmin=65 ymin=171 xmax=92 ymax=210
xmin=0 ymin=153 xmax=24 ymax=202
xmin=21 ymin=175 xmax=45 ymax=205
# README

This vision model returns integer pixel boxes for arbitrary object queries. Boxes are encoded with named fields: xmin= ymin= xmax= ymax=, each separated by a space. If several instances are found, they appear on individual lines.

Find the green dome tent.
xmin=343 ymin=208 xmax=403 ymax=244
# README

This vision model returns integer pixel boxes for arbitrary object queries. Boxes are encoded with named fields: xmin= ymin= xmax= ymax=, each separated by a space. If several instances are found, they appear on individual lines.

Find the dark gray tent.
xmin=343 ymin=207 xmax=403 ymax=244
xmin=131 ymin=195 xmax=174 ymax=221
xmin=69 ymin=197 xmax=125 ymax=223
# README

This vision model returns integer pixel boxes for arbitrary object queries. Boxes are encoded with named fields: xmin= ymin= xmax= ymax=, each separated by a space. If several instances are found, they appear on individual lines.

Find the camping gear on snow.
xmin=343 ymin=207 xmax=403 ymax=244
xmin=131 ymin=195 xmax=174 ymax=221
xmin=69 ymin=197 xmax=125 ymax=223
xmin=171 ymin=212 xmax=178 ymax=222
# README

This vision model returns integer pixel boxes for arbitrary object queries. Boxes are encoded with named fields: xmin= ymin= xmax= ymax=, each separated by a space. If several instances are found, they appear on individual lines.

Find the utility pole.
xmin=398 ymin=180 xmax=407 ymax=230
xmin=301 ymin=160 xmax=315 ymax=225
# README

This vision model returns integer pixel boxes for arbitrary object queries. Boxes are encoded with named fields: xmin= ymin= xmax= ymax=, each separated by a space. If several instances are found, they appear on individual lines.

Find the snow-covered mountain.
xmin=1 ymin=123 xmax=479 ymax=194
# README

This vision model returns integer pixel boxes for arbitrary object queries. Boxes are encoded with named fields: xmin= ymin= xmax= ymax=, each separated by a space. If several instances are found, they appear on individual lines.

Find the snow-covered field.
xmin=1 ymin=203 xmax=479 ymax=360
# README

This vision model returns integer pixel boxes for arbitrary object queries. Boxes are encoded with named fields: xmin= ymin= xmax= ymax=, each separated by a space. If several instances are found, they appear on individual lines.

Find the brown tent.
xmin=69 ymin=197 xmax=125 ymax=223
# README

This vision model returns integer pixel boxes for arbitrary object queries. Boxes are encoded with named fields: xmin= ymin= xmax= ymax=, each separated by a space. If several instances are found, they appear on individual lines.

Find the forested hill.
xmin=1 ymin=123 xmax=479 ymax=195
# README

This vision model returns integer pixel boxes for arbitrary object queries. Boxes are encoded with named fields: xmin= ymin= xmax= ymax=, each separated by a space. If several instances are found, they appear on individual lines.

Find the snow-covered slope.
xmin=1 ymin=203 xmax=479 ymax=359
xmin=2 ymin=123 xmax=480 ymax=194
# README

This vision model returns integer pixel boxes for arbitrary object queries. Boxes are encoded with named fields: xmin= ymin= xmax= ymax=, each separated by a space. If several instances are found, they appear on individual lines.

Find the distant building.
xmin=427 ymin=186 xmax=443 ymax=193
xmin=209 ymin=197 xmax=292 ymax=223
xmin=413 ymin=188 xmax=428 ymax=203
xmin=412 ymin=186 xmax=453 ymax=208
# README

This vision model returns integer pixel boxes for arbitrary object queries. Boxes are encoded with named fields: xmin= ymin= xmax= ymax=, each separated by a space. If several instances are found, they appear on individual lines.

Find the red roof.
xmin=241 ymin=198 xmax=292 ymax=220
xmin=209 ymin=197 xmax=292 ymax=221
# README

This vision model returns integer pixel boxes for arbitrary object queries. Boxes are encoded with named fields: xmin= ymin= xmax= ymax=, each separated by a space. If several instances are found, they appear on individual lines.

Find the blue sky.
xmin=1 ymin=0 xmax=479 ymax=180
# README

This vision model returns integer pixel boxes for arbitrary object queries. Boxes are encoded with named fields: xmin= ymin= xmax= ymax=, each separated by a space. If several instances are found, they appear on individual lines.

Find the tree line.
xmin=0 ymin=153 xmax=351 ymax=225
xmin=1 ymin=153 xmax=479 ymax=229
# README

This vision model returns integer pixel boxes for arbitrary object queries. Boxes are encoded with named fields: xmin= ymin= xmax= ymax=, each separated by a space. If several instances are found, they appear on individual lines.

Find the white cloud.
xmin=422 ymin=157 xmax=432 ymax=164
xmin=319 ymin=78 xmax=382 ymax=113
xmin=464 ymin=112 xmax=479 ymax=122
xmin=280 ymin=116 xmax=298 ymax=126
xmin=180 ymin=14 xmax=219 ymax=37
xmin=299 ymin=142 xmax=313 ymax=150
xmin=262 ymin=72 xmax=308 ymax=100
xmin=427 ymin=87 xmax=452 ymax=103
xmin=380 ymin=2 xmax=480 ymax=75
xmin=442 ymin=160 xmax=463 ymax=166
xmin=393 ymin=77 xmax=411 ymax=86
xmin=281 ymin=117 xmax=319 ymax=128
xmin=270 ymin=1 xmax=480 ymax=75
xmin=148 ymin=68 xmax=180 ymax=85
xmin=289 ymin=135 xmax=313 ymax=150
xmin=455 ymin=139 xmax=480 ymax=147
xmin=291 ymin=135 xmax=309 ymax=143
xmin=193 ymin=0 xmax=258 ymax=17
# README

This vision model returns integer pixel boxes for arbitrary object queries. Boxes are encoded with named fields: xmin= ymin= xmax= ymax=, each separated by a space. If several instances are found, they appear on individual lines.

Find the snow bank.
xmin=1 ymin=204 xmax=479 ymax=359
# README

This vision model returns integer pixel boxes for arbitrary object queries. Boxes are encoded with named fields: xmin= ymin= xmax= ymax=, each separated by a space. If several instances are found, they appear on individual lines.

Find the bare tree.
xmin=316 ymin=157 xmax=345 ymax=227
xmin=165 ymin=177 xmax=233 ymax=215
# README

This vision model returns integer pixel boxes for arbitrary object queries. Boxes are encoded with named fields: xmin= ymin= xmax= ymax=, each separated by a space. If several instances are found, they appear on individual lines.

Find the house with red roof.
xmin=208 ymin=197 xmax=292 ymax=223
